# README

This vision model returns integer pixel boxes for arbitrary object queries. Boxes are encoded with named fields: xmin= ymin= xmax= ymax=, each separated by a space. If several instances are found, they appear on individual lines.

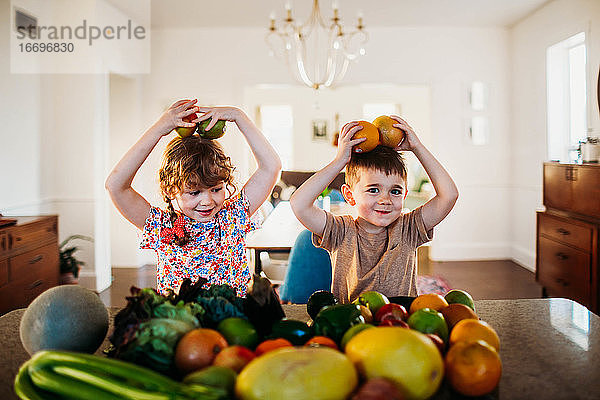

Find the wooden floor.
xmin=98 ymin=259 xmax=543 ymax=308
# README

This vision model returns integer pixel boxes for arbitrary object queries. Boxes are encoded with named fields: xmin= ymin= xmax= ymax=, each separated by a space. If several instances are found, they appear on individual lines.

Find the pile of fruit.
xmin=14 ymin=282 xmax=502 ymax=400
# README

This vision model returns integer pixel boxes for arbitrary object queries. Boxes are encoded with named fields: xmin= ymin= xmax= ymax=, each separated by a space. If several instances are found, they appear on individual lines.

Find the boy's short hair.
xmin=345 ymin=145 xmax=407 ymax=187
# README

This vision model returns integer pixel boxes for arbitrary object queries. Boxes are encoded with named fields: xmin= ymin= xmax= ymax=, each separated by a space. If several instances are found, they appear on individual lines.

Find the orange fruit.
xmin=445 ymin=340 xmax=502 ymax=396
xmin=373 ymin=115 xmax=405 ymax=148
xmin=440 ymin=303 xmax=478 ymax=331
xmin=449 ymin=319 xmax=500 ymax=351
xmin=305 ymin=336 xmax=338 ymax=350
xmin=254 ymin=338 xmax=293 ymax=356
xmin=175 ymin=328 xmax=228 ymax=374
xmin=353 ymin=121 xmax=380 ymax=153
xmin=409 ymin=293 xmax=449 ymax=314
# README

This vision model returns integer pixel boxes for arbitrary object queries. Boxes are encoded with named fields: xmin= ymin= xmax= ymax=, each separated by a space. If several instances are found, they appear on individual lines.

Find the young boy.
xmin=290 ymin=116 xmax=458 ymax=303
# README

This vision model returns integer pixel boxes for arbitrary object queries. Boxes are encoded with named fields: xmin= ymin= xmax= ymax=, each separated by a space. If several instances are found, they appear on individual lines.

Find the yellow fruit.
xmin=449 ymin=319 xmax=500 ymax=351
xmin=345 ymin=327 xmax=444 ymax=400
xmin=373 ymin=115 xmax=405 ymax=148
xmin=409 ymin=293 xmax=449 ymax=314
xmin=353 ymin=121 xmax=380 ymax=153
xmin=445 ymin=340 xmax=502 ymax=396
xmin=235 ymin=347 xmax=358 ymax=400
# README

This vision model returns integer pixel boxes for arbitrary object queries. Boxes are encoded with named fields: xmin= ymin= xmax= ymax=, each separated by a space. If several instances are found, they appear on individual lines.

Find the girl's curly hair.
xmin=159 ymin=136 xmax=236 ymax=245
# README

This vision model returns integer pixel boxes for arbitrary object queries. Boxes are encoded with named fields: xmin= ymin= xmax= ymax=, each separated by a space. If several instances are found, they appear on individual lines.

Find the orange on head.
xmin=175 ymin=328 xmax=228 ymax=374
xmin=254 ymin=338 xmax=293 ymax=356
xmin=372 ymin=115 xmax=405 ymax=148
xmin=440 ymin=303 xmax=478 ymax=331
xmin=449 ymin=319 xmax=500 ymax=352
xmin=409 ymin=293 xmax=449 ymax=314
xmin=444 ymin=340 xmax=502 ymax=397
xmin=353 ymin=121 xmax=380 ymax=153
xmin=304 ymin=336 xmax=338 ymax=350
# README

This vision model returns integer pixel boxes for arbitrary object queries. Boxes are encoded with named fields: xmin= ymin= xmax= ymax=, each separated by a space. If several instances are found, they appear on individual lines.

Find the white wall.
xmin=510 ymin=0 xmax=600 ymax=271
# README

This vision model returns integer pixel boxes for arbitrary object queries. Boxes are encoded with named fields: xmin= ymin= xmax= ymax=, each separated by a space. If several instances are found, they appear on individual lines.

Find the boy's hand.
xmin=335 ymin=121 xmax=367 ymax=165
xmin=390 ymin=115 xmax=422 ymax=151
xmin=156 ymin=99 xmax=199 ymax=135
xmin=196 ymin=106 xmax=242 ymax=131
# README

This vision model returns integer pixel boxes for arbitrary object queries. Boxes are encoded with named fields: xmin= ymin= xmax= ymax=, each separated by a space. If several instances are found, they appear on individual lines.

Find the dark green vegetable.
xmin=14 ymin=350 xmax=228 ymax=400
xmin=313 ymin=304 xmax=365 ymax=345
xmin=307 ymin=290 xmax=338 ymax=320
xmin=269 ymin=319 xmax=314 ymax=345
xmin=243 ymin=274 xmax=285 ymax=338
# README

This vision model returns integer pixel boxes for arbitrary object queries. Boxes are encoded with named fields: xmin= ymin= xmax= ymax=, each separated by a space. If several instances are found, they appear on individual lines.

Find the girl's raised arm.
xmin=106 ymin=99 xmax=199 ymax=229
xmin=197 ymin=107 xmax=281 ymax=216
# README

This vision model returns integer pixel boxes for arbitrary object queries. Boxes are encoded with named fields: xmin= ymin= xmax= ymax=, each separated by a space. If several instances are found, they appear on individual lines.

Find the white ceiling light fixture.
xmin=266 ymin=0 xmax=368 ymax=90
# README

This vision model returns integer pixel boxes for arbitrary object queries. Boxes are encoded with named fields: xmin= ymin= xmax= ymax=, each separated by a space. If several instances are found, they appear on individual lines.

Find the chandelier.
xmin=266 ymin=0 xmax=368 ymax=90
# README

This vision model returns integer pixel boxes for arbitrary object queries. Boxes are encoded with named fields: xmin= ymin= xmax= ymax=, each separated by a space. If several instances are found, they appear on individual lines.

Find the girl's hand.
xmin=335 ymin=121 xmax=366 ymax=165
xmin=196 ymin=106 xmax=242 ymax=131
xmin=156 ymin=99 xmax=199 ymax=135
xmin=390 ymin=115 xmax=422 ymax=151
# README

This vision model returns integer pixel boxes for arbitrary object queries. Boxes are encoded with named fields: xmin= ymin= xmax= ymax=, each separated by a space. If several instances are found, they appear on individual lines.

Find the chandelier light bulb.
xmin=265 ymin=0 xmax=367 ymax=89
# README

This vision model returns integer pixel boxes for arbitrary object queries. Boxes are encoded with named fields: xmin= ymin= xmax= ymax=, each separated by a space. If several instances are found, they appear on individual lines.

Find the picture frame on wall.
xmin=312 ymin=119 xmax=328 ymax=141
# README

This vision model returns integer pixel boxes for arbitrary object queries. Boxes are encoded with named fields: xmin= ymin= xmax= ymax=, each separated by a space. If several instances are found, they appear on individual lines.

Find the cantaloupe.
xmin=19 ymin=285 xmax=109 ymax=355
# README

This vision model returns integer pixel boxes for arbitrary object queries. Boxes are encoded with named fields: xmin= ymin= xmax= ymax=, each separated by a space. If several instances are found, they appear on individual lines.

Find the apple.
xmin=374 ymin=303 xmax=408 ymax=323
xmin=198 ymin=118 xmax=226 ymax=139
xmin=175 ymin=112 xmax=198 ymax=138
xmin=212 ymin=345 xmax=256 ymax=373
xmin=372 ymin=115 xmax=405 ymax=148
xmin=425 ymin=333 xmax=445 ymax=354
xmin=378 ymin=318 xmax=409 ymax=328
xmin=354 ymin=291 xmax=390 ymax=316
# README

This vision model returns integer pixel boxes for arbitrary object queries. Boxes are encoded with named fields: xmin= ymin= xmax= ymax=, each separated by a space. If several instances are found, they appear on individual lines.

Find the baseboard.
xmin=510 ymin=244 xmax=536 ymax=272
xmin=429 ymin=242 xmax=512 ymax=261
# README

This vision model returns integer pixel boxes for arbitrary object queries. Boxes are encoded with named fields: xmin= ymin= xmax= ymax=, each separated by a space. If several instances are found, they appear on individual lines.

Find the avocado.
xmin=306 ymin=290 xmax=338 ymax=320
xmin=19 ymin=285 xmax=109 ymax=355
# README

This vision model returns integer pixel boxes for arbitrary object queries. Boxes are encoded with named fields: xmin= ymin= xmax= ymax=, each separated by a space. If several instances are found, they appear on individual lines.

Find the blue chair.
xmin=279 ymin=230 xmax=332 ymax=304
xmin=328 ymin=189 xmax=345 ymax=203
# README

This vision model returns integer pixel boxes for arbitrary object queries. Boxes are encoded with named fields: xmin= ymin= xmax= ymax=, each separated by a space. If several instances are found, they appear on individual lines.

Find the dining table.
xmin=246 ymin=201 xmax=355 ymax=274
xmin=1 ymin=297 xmax=600 ymax=399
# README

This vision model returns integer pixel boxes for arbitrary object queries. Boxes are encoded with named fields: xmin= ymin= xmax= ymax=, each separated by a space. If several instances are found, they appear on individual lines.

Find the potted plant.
xmin=59 ymin=234 xmax=93 ymax=284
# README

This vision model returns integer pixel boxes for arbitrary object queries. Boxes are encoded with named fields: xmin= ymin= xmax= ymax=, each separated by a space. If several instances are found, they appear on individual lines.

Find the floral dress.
xmin=140 ymin=191 xmax=256 ymax=297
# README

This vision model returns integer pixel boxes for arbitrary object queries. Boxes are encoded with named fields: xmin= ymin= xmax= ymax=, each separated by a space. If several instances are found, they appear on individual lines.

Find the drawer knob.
xmin=29 ymin=255 xmax=43 ymax=264
xmin=555 ymin=252 xmax=569 ymax=260
xmin=556 ymin=228 xmax=570 ymax=236
xmin=27 ymin=280 xmax=43 ymax=290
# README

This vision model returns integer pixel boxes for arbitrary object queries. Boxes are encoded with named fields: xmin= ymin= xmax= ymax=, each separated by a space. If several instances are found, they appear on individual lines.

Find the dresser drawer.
xmin=538 ymin=213 xmax=592 ymax=253
xmin=9 ymin=243 xmax=59 ymax=286
xmin=8 ymin=217 xmax=58 ymax=254
xmin=538 ymin=237 xmax=590 ymax=306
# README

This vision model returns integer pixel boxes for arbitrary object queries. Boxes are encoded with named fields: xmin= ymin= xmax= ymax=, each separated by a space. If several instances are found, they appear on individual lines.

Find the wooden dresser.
xmin=536 ymin=163 xmax=600 ymax=313
xmin=0 ymin=216 xmax=59 ymax=315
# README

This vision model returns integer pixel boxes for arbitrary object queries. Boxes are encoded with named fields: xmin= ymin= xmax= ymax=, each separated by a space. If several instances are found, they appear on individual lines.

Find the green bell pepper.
xmin=313 ymin=304 xmax=365 ymax=345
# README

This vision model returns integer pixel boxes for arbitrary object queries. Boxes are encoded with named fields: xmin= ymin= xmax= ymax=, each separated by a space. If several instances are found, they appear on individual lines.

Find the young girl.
xmin=105 ymin=99 xmax=281 ymax=296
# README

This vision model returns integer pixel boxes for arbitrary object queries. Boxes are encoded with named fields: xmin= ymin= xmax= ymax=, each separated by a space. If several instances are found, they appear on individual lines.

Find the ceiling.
xmin=144 ymin=0 xmax=551 ymax=30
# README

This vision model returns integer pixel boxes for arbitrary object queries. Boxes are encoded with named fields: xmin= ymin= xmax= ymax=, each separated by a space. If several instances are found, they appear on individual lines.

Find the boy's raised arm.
xmin=291 ymin=122 xmax=366 ymax=237
xmin=391 ymin=116 xmax=459 ymax=231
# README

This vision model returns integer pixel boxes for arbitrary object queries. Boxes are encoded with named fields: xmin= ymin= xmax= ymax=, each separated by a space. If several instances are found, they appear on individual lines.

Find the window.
xmin=259 ymin=105 xmax=293 ymax=169
xmin=547 ymin=32 xmax=587 ymax=162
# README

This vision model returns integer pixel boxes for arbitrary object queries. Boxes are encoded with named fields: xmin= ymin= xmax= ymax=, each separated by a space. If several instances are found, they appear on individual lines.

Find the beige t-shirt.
xmin=313 ymin=206 xmax=433 ymax=303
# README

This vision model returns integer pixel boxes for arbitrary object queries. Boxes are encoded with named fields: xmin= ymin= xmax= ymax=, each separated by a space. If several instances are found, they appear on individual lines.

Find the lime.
xmin=217 ymin=317 xmax=259 ymax=350
xmin=407 ymin=308 xmax=449 ymax=343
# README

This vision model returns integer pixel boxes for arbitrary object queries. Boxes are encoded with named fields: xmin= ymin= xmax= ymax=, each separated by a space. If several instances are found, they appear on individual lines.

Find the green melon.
xmin=19 ymin=285 xmax=109 ymax=355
